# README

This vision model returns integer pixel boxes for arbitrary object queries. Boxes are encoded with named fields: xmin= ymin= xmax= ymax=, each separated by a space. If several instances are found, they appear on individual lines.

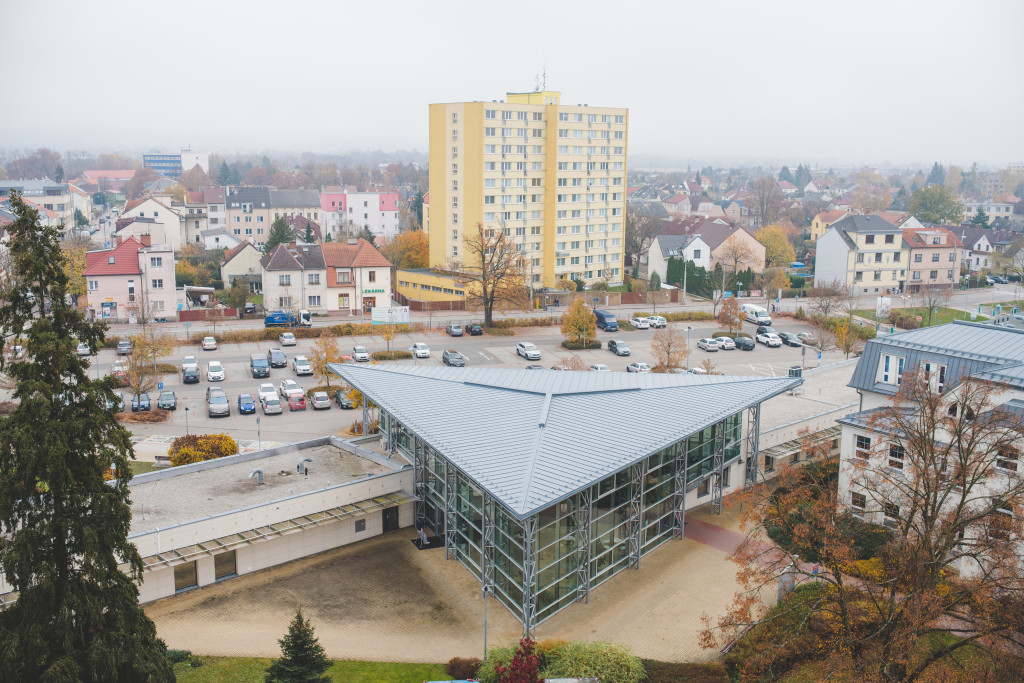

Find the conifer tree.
xmin=0 ymin=192 xmax=173 ymax=681
xmin=265 ymin=216 xmax=294 ymax=254
xmin=264 ymin=609 xmax=331 ymax=683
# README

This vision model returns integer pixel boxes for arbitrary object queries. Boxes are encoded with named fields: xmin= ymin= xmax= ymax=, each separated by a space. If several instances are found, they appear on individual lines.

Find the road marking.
xmin=478 ymin=351 xmax=492 ymax=360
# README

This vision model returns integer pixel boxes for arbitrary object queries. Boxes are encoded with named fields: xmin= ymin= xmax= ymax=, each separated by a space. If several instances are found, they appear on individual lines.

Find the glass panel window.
xmin=851 ymin=492 xmax=866 ymax=510
xmin=174 ymin=562 xmax=198 ymax=592
xmin=855 ymin=435 xmax=871 ymax=459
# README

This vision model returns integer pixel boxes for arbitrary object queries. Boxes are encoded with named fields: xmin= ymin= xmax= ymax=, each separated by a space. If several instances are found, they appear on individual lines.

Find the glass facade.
xmin=383 ymin=408 xmax=746 ymax=632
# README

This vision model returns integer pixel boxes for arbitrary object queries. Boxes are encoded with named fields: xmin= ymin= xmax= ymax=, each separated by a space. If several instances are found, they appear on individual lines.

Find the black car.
xmin=334 ymin=389 xmax=354 ymax=409
xmin=182 ymin=367 xmax=200 ymax=383
xmin=734 ymin=336 xmax=756 ymax=351
xmin=466 ymin=323 xmax=483 ymax=336
xmin=244 ymin=302 xmax=256 ymax=314
xmin=267 ymin=348 xmax=287 ymax=368
xmin=778 ymin=332 xmax=802 ymax=347
xmin=756 ymin=325 xmax=777 ymax=337
xmin=442 ymin=349 xmax=466 ymax=367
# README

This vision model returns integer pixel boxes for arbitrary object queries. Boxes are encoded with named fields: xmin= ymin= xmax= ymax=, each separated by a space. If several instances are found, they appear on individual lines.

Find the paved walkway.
xmin=146 ymin=504 xmax=758 ymax=664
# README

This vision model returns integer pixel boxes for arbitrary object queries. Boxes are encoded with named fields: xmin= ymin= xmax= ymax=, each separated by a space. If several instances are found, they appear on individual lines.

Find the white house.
xmin=120 ymin=197 xmax=184 ymax=250
xmin=261 ymin=243 xmax=328 ymax=316
xmin=84 ymin=236 xmax=177 ymax=322
xmin=643 ymin=234 xmax=711 ymax=284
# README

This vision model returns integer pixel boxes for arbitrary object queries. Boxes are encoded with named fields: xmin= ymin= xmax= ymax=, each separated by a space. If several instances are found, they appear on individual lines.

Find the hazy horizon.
xmin=3 ymin=0 xmax=1022 ymax=168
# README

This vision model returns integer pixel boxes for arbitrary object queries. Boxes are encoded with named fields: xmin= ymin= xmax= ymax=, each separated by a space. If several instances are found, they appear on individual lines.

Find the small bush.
xmin=445 ymin=656 xmax=482 ymax=679
xmin=543 ymin=640 xmax=645 ymax=683
xmin=561 ymin=340 xmax=603 ymax=350
xmin=483 ymin=326 xmax=515 ymax=336
xmin=794 ymin=305 xmax=807 ymax=320
xmin=475 ymin=643 xmax=516 ymax=683
xmin=490 ymin=315 xmax=561 ymax=329
xmin=663 ymin=311 xmax=715 ymax=322
xmin=789 ymin=274 xmax=806 ymax=288
xmin=642 ymin=659 xmax=728 ymax=683
xmin=618 ymin=321 xmax=636 ymax=331
xmin=371 ymin=350 xmax=413 ymax=361
xmin=165 ymin=649 xmax=192 ymax=664
xmin=155 ymin=363 xmax=178 ymax=374
xmin=888 ymin=309 xmax=921 ymax=330
xmin=710 ymin=330 xmax=736 ymax=338
xmin=168 ymin=433 xmax=238 ymax=468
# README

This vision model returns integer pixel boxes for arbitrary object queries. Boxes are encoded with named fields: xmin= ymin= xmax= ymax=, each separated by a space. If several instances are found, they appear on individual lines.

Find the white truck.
xmin=741 ymin=303 xmax=772 ymax=326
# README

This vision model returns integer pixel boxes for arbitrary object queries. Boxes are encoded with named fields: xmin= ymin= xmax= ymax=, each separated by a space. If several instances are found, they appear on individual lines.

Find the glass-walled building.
xmin=331 ymin=364 xmax=799 ymax=635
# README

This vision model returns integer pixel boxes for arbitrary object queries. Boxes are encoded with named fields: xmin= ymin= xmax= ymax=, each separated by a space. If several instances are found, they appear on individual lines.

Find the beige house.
xmin=220 ymin=241 xmax=264 ymax=292
xmin=121 ymin=197 xmax=184 ymax=250
xmin=902 ymin=227 xmax=961 ymax=292
xmin=814 ymin=215 xmax=907 ymax=294
xmin=224 ymin=186 xmax=272 ymax=249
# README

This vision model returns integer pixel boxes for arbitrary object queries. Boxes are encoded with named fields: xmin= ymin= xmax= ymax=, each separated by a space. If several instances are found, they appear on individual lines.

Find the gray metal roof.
xmin=328 ymin=364 xmax=801 ymax=518
xmin=833 ymin=214 xmax=903 ymax=235
xmin=849 ymin=321 xmax=1024 ymax=394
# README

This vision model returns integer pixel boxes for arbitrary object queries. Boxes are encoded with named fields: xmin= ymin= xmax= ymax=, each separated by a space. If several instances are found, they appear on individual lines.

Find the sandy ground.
xmin=146 ymin=502 xmax=754 ymax=664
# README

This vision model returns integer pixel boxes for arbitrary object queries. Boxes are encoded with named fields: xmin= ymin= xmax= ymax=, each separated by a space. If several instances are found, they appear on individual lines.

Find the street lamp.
xmin=256 ymin=417 xmax=261 ymax=450
xmin=685 ymin=326 xmax=693 ymax=371
xmin=184 ymin=406 xmax=190 ymax=435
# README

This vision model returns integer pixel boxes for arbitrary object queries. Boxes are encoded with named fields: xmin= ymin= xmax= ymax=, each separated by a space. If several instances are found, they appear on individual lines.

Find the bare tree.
xmin=917 ymin=285 xmax=952 ymax=326
xmin=625 ymin=211 xmax=662 ymax=276
xmin=750 ymin=175 xmax=785 ymax=228
xmin=808 ymin=279 xmax=846 ymax=318
xmin=553 ymin=355 xmax=588 ymax=371
xmin=651 ymin=327 xmax=688 ymax=373
xmin=808 ymin=327 xmax=835 ymax=363
xmin=448 ymin=223 xmax=528 ymax=327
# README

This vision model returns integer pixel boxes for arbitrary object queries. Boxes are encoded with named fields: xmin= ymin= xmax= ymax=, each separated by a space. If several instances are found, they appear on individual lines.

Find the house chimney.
xmin=115 ymin=235 xmax=123 ymax=246
xmin=140 ymin=234 xmax=152 ymax=247
xmin=347 ymin=239 xmax=357 ymax=245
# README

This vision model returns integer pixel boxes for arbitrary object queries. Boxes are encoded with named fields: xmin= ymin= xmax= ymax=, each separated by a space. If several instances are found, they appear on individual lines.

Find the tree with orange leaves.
xmin=702 ymin=370 xmax=1024 ymax=682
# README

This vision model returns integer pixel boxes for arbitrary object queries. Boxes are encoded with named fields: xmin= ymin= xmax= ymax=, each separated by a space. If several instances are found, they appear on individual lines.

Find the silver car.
xmin=261 ymin=396 xmax=283 ymax=415
xmin=207 ymin=390 xmax=230 ymax=417
xmin=310 ymin=391 xmax=331 ymax=410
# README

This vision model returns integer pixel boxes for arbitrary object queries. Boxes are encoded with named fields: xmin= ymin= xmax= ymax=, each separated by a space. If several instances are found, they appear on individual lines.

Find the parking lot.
xmin=79 ymin=317 xmax=847 ymax=448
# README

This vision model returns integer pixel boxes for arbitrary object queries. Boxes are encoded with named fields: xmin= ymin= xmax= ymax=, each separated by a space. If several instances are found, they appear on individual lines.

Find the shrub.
xmin=475 ymin=643 xmax=516 ymax=683
xmin=710 ymin=330 xmax=734 ymax=338
xmin=165 ymin=649 xmax=192 ymax=664
xmin=371 ymin=350 xmax=413 ymax=361
xmin=168 ymin=433 xmax=238 ymax=468
xmin=618 ymin=321 xmax=636 ymax=331
xmin=789 ymin=274 xmax=806 ymax=288
xmin=642 ymin=660 xmax=728 ymax=683
xmin=794 ymin=305 xmax=806 ymax=320
xmin=663 ymin=311 xmax=715 ymax=322
xmin=810 ymin=314 xmax=877 ymax=340
xmin=561 ymin=340 xmax=602 ymax=350
xmin=888 ymin=309 xmax=921 ymax=330
xmin=543 ymin=641 xmax=645 ymax=683
xmin=445 ymin=657 xmax=482 ymax=679
xmin=483 ymin=326 xmax=515 ymax=336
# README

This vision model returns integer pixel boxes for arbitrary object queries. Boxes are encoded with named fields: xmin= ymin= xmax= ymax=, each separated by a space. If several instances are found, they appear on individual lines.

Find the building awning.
xmin=760 ymin=426 xmax=841 ymax=461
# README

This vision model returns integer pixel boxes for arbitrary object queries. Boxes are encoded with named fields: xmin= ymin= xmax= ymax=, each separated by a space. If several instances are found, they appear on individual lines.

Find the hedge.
xmin=168 ymin=433 xmax=238 ymax=468
xmin=543 ymin=641 xmax=644 ymax=683
xmin=642 ymin=660 xmax=728 ymax=683
xmin=810 ymin=314 xmax=877 ymax=340
xmin=445 ymin=657 xmax=482 ymax=680
xmin=489 ymin=315 xmax=561 ymax=329
xmin=483 ymin=326 xmax=516 ymax=336
xmin=561 ymin=340 xmax=603 ymax=350
xmin=888 ymin=310 xmax=921 ymax=330
xmin=371 ymin=350 xmax=413 ymax=361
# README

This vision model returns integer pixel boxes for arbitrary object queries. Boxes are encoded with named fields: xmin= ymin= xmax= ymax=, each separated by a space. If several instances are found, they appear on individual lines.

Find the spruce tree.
xmin=303 ymin=223 xmax=314 ymax=243
xmin=970 ymin=207 xmax=991 ymax=229
xmin=265 ymin=217 xmax=294 ymax=254
xmin=54 ymin=163 xmax=65 ymax=184
xmin=0 ymin=193 xmax=173 ymax=681
xmin=777 ymin=165 xmax=794 ymax=184
xmin=264 ymin=609 xmax=331 ymax=683
xmin=218 ymin=160 xmax=232 ymax=186
xmin=358 ymin=226 xmax=376 ymax=244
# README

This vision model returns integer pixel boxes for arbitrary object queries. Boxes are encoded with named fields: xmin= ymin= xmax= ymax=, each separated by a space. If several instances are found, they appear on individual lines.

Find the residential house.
xmin=84 ymin=236 xmax=176 ymax=322
xmin=270 ymin=189 xmax=321 ymax=223
xmin=260 ymin=243 xmax=327 ymax=315
xmin=963 ymin=200 xmax=1015 ymax=221
xmin=120 ymin=197 xmax=184 ymax=250
xmin=199 ymin=229 xmax=242 ymax=251
xmin=814 ymin=214 xmax=906 ymax=293
xmin=202 ymin=187 xmax=226 ymax=236
xmin=803 ymin=180 xmax=820 ymax=194
xmin=0 ymin=180 xmax=73 ymax=234
xmin=658 ymin=218 xmax=766 ymax=273
xmin=319 ymin=186 xmax=348 ymax=237
xmin=181 ymin=191 xmax=210 ymax=244
xmin=829 ymin=196 xmax=854 ymax=213
xmin=321 ymin=238 xmax=393 ymax=313
xmin=284 ymin=215 xmax=322 ymax=243
xmin=662 ymin=194 xmax=689 ymax=216
xmin=220 ymin=242 xmax=264 ymax=292
xmin=958 ymin=227 xmax=994 ymax=272
xmin=901 ymin=227 xmax=961 ymax=292
xmin=344 ymin=191 xmax=401 ymax=240
xmin=78 ymin=170 xmax=136 ymax=194
xmin=872 ymin=211 xmax=914 ymax=228
xmin=721 ymin=201 xmax=750 ymax=227
xmin=68 ymin=184 xmax=93 ymax=224
xmin=777 ymin=180 xmax=798 ymax=195
xmin=643 ymin=234 xmax=712 ymax=284
xmin=809 ymin=210 xmax=849 ymax=241
xmin=225 ymin=186 xmax=272 ymax=248
xmin=835 ymin=323 xmax=1024 ymax=577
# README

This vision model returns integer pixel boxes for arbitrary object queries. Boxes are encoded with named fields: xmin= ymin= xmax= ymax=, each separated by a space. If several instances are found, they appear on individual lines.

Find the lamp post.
xmin=256 ymin=417 xmax=261 ymax=450
xmin=482 ymin=584 xmax=489 ymax=662
xmin=686 ymin=326 xmax=693 ymax=371
xmin=184 ymin=406 xmax=190 ymax=436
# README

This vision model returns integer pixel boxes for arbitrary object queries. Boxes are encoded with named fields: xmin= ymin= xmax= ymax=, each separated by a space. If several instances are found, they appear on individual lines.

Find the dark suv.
xmin=466 ymin=323 xmax=483 ymax=336
xmin=442 ymin=349 xmax=466 ymax=367
xmin=182 ymin=367 xmax=200 ymax=384
xmin=267 ymin=348 xmax=287 ymax=368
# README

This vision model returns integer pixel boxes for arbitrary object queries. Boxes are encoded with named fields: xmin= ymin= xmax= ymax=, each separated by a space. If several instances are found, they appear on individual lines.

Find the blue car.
xmin=237 ymin=393 xmax=257 ymax=415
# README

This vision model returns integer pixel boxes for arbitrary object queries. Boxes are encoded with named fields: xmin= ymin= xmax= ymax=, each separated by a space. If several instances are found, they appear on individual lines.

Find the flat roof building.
xmin=329 ymin=364 xmax=800 ymax=634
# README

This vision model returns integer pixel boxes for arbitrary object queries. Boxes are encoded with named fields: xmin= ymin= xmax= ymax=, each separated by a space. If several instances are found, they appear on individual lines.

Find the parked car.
xmin=261 ymin=395 xmax=283 ymax=415
xmin=156 ymin=390 xmax=177 ymax=410
xmin=516 ymin=341 xmax=541 ymax=360
xmin=116 ymin=340 xmax=133 ymax=355
xmin=267 ymin=348 xmax=287 ymax=367
xmin=243 ymin=302 xmax=256 ymax=314
xmin=687 ymin=367 xmax=708 ymax=375
xmin=130 ymin=392 xmax=151 ymax=412
xmin=310 ymin=391 xmax=331 ymax=410
xmin=466 ymin=323 xmax=483 ymax=336
xmin=334 ymin=389 xmax=354 ymax=409
xmin=590 ymin=363 xmax=611 ymax=372
xmin=608 ymin=339 xmax=631 ymax=356
xmin=445 ymin=323 xmax=464 ymax=337
xmin=525 ymin=365 xmax=544 ymax=370
xmin=182 ymin=355 xmax=199 ymax=372
xmin=291 ymin=355 xmax=313 ymax=375
xmin=734 ymin=336 xmax=756 ymax=351
xmin=279 ymin=332 xmax=297 ymax=346
xmin=442 ymin=349 xmax=466 ymax=367
xmin=207 ymin=389 xmax=230 ymax=417
xmin=237 ymin=393 xmax=257 ymax=415
xmin=714 ymin=336 xmax=736 ymax=351
xmin=756 ymin=325 xmax=777 ymax=337
xmin=279 ymin=379 xmax=301 ymax=399
xmin=411 ymin=342 xmax=431 ymax=359
xmin=201 ymin=336 xmax=217 ymax=351
xmin=258 ymin=383 xmax=277 ymax=403
xmin=646 ymin=315 xmax=667 ymax=328
xmin=249 ymin=353 xmax=271 ymax=378
xmin=756 ymin=332 xmax=783 ymax=347
xmin=697 ymin=338 xmax=719 ymax=351
xmin=287 ymin=392 xmax=306 ymax=411
xmin=629 ymin=317 xmax=650 ymax=330
xmin=106 ymin=391 xmax=125 ymax=412
xmin=796 ymin=332 xmax=817 ymax=345
xmin=76 ymin=342 xmax=91 ymax=356
xmin=626 ymin=362 xmax=651 ymax=373
xmin=206 ymin=361 xmax=225 ymax=381
xmin=352 ymin=346 xmax=370 ymax=362
xmin=778 ymin=332 xmax=802 ymax=347
xmin=182 ymin=367 xmax=200 ymax=384
xmin=111 ymin=360 xmax=129 ymax=384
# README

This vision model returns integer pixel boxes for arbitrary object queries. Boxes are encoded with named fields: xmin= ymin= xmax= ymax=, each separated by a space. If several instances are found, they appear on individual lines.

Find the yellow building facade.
xmin=395 ymin=269 xmax=468 ymax=302
xmin=427 ymin=91 xmax=628 ymax=288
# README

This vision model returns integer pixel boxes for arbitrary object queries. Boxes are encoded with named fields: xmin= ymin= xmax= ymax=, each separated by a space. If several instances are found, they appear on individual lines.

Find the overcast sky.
xmin=4 ymin=0 xmax=1022 ymax=168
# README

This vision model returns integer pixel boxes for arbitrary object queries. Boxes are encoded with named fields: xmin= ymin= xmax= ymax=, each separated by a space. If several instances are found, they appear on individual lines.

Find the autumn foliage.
xmin=168 ymin=433 xmax=238 ymax=467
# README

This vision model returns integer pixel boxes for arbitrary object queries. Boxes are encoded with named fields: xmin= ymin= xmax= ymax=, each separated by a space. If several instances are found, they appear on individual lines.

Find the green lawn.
xmin=131 ymin=460 xmax=160 ymax=475
xmin=854 ymin=306 xmax=987 ymax=328
xmin=174 ymin=657 xmax=451 ymax=682
xmin=250 ymin=294 xmax=263 ymax=306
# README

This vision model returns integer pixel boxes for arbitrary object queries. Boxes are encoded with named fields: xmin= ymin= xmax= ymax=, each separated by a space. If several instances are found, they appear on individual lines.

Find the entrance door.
xmin=363 ymin=296 xmax=376 ymax=313
xmin=382 ymin=506 xmax=399 ymax=532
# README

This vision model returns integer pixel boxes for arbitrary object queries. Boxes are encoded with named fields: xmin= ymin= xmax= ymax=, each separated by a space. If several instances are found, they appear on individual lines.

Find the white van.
xmin=741 ymin=303 xmax=772 ymax=326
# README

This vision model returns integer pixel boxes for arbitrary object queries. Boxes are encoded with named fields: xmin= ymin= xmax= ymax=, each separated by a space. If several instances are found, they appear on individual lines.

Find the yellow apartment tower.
xmin=426 ymin=90 xmax=629 ymax=288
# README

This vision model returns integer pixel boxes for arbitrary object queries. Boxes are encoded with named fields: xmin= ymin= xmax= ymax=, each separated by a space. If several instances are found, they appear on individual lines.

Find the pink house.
xmin=85 ymin=236 xmax=177 ymax=322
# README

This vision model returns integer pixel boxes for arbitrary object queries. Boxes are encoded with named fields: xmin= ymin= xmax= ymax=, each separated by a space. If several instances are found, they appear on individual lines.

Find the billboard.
xmin=371 ymin=306 xmax=410 ymax=324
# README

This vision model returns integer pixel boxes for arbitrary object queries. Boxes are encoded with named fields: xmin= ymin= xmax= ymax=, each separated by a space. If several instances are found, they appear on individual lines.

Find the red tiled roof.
xmin=83 ymin=169 xmax=137 ymax=180
xmin=124 ymin=198 xmax=147 ymax=213
xmin=778 ymin=180 xmax=797 ymax=190
xmin=83 ymin=238 xmax=143 ymax=276
xmin=321 ymin=238 xmax=392 ymax=269
xmin=663 ymin=194 xmax=688 ymax=204
xmin=871 ymin=211 xmax=910 ymax=227
xmin=901 ymin=227 xmax=962 ymax=249
xmin=815 ymin=210 xmax=848 ymax=224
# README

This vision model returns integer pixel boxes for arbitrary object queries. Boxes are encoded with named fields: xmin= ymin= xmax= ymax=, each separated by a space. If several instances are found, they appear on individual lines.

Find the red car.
xmin=287 ymin=392 xmax=306 ymax=411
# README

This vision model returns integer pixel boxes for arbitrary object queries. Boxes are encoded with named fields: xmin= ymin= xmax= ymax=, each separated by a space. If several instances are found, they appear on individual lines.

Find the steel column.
xmin=413 ymin=438 xmax=426 ymax=528
xmin=574 ymin=489 xmax=592 ymax=603
xmin=482 ymin=494 xmax=495 ymax=597
xmin=710 ymin=421 xmax=726 ymax=515
xmin=744 ymin=404 xmax=761 ymax=488
xmin=521 ymin=515 xmax=537 ymax=639
xmin=444 ymin=463 xmax=458 ymax=560
xmin=361 ymin=402 xmax=368 ymax=436
xmin=673 ymin=442 xmax=688 ymax=539
xmin=628 ymin=460 xmax=645 ymax=568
